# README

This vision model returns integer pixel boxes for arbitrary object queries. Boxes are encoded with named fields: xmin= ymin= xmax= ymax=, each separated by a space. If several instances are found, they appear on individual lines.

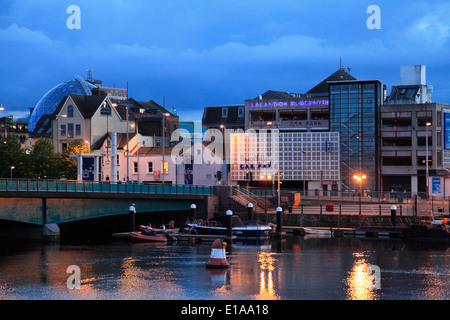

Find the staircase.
xmin=230 ymin=187 xmax=266 ymax=213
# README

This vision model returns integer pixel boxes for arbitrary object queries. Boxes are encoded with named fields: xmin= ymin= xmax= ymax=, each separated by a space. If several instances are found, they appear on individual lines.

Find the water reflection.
xmin=344 ymin=252 xmax=380 ymax=300
xmin=252 ymin=252 xmax=280 ymax=300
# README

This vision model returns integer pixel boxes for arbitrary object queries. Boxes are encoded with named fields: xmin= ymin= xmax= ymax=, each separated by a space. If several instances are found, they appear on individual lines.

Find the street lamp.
xmin=353 ymin=173 xmax=366 ymax=215
xmin=10 ymin=166 xmax=14 ymax=179
xmin=162 ymin=112 xmax=170 ymax=184
xmin=426 ymin=122 xmax=431 ymax=201
xmin=220 ymin=124 xmax=227 ymax=185
xmin=260 ymin=174 xmax=272 ymax=214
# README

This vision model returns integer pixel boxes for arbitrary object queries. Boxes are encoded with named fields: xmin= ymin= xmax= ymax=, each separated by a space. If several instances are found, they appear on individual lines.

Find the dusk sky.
xmin=0 ymin=0 xmax=449 ymax=122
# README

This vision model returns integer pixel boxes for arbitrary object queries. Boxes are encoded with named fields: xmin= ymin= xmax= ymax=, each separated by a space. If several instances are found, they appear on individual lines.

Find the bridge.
xmin=0 ymin=179 xmax=215 ymax=226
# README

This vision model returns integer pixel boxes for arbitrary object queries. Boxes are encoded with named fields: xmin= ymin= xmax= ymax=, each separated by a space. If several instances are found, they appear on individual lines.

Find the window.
xmin=101 ymin=104 xmax=111 ymax=115
xmin=75 ymin=124 xmax=81 ymax=136
xmin=60 ymin=124 xmax=66 ymax=136
xmin=67 ymin=105 xmax=74 ymax=117
xmin=133 ymin=162 xmax=138 ymax=173
xmin=222 ymin=107 xmax=228 ymax=118
xmin=68 ymin=123 xmax=74 ymax=138
xmin=148 ymin=162 xmax=153 ymax=173
xmin=238 ymin=107 xmax=244 ymax=118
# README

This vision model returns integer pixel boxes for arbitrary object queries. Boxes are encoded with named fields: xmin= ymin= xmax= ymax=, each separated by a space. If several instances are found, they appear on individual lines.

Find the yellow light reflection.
xmin=253 ymin=252 xmax=280 ymax=300
xmin=344 ymin=259 xmax=380 ymax=300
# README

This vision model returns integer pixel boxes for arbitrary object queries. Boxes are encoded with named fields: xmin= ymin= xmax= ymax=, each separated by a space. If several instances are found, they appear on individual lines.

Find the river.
xmin=0 ymin=235 xmax=449 ymax=300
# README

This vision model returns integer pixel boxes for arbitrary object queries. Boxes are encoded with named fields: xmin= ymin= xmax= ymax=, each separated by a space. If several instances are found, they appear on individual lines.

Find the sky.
xmin=0 ymin=0 xmax=449 ymax=123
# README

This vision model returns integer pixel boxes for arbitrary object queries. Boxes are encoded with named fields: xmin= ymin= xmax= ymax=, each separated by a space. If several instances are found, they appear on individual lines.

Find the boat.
xmin=407 ymin=211 xmax=450 ymax=242
xmin=183 ymin=215 xmax=272 ymax=240
xmin=302 ymin=227 xmax=332 ymax=236
xmin=130 ymin=225 xmax=177 ymax=243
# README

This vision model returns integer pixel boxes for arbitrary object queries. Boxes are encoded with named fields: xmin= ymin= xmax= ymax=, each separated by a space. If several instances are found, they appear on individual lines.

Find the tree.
xmin=0 ymin=135 xmax=28 ymax=178
xmin=28 ymin=138 xmax=59 ymax=179
xmin=58 ymin=140 xmax=89 ymax=180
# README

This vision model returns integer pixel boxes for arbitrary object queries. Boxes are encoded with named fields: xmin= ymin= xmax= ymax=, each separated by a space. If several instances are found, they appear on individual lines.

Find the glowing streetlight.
xmin=353 ymin=174 xmax=367 ymax=215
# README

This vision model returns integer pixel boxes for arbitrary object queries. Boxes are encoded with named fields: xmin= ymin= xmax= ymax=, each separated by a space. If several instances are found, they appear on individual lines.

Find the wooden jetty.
xmin=283 ymin=226 xmax=407 ymax=239
xmin=112 ymin=231 xmax=236 ymax=242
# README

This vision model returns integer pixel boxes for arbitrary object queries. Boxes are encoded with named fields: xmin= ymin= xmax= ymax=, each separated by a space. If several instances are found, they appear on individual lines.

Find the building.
xmin=49 ymin=94 xmax=134 ymax=153
xmin=381 ymin=65 xmax=450 ymax=198
xmin=202 ymin=104 xmax=245 ymax=130
xmin=29 ymin=76 xmax=96 ymax=133
xmin=225 ymin=69 xmax=354 ymax=190
xmin=0 ymin=115 xmax=29 ymax=144
xmin=329 ymin=79 xmax=384 ymax=192
xmin=230 ymin=131 xmax=340 ymax=191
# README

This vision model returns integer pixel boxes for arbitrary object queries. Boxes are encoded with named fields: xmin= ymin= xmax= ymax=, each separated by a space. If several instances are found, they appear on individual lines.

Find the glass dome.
xmin=29 ymin=76 xmax=96 ymax=132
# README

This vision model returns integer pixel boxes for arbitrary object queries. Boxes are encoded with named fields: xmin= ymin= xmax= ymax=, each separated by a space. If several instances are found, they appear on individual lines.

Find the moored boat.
xmin=407 ymin=211 xmax=450 ymax=242
xmin=184 ymin=215 xmax=272 ymax=240
xmin=130 ymin=225 xmax=177 ymax=243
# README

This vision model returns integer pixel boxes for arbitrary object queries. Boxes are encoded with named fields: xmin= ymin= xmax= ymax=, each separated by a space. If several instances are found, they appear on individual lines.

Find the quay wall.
xmin=233 ymin=212 xmax=417 ymax=228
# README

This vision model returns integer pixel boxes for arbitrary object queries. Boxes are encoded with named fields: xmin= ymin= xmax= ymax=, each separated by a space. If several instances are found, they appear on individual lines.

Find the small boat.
xmin=302 ymin=227 xmax=332 ymax=235
xmin=184 ymin=215 xmax=272 ymax=240
xmin=130 ymin=225 xmax=177 ymax=243
xmin=407 ymin=211 xmax=450 ymax=242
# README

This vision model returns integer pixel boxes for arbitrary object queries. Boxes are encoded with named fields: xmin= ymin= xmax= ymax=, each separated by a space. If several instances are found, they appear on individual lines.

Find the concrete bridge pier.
xmin=41 ymin=198 xmax=60 ymax=242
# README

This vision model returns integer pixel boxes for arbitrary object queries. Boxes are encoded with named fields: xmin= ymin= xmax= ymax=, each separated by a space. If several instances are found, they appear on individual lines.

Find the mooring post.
xmin=247 ymin=203 xmax=253 ymax=221
xmin=226 ymin=209 xmax=233 ymax=239
xmin=276 ymin=206 xmax=283 ymax=235
xmin=390 ymin=205 xmax=397 ymax=227
xmin=190 ymin=203 xmax=197 ymax=221
xmin=129 ymin=203 xmax=136 ymax=232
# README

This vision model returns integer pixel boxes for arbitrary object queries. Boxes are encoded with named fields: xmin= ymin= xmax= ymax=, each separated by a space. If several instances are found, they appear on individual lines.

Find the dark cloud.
xmin=0 ymin=0 xmax=449 ymax=122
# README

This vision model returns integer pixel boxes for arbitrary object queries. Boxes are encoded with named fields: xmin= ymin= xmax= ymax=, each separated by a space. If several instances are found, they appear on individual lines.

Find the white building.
xmin=126 ymin=141 xmax=222 ymax=186
xmin=229 ymin=131 xmax=340 ymax=192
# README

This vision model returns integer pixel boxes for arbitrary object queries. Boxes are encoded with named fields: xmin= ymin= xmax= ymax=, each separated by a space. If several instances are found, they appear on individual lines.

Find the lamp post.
xmin=426 ymin=122 xmax=431 ymax=201
xmin=220 ymin=124 xmax=228 ymax=185
xmin=301 ymin=150 xmax=306 ymax=196
xmin=10 ymin=166 xmax=14 ymax=179
xmin=162 ymin=112 xmax=170 ymax=184
xmin=260 ymin=174 xmax=272 ymax=214
xmin=353 ymin=173 xmax=366 ymax=215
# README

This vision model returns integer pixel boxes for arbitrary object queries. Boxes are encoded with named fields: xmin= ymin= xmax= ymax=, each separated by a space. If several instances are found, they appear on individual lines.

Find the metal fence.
xmin=0 ymin=179 xmax=215 ymax=196
xmin=237 ymin=186 xmax=429 ymax=204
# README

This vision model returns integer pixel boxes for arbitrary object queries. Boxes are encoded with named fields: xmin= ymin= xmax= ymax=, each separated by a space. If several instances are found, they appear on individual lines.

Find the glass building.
xmin=29 ymin=76 xmax=96 ymax=132
xmin=329 ymin=80 xmax=383 ymax=192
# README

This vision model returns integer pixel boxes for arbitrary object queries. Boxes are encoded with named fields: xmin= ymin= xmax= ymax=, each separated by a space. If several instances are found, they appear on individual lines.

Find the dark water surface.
xmin=0 ymin=235 xmax=449 ymax=300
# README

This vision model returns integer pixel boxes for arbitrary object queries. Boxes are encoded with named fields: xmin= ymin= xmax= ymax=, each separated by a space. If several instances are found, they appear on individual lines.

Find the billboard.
xmin=444 ymin=110 xmax=450 ymax=149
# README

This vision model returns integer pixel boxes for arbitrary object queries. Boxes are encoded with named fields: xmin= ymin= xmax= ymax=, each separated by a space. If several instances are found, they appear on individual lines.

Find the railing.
xmin=242 ymin=187 xmax=428 ymax=204
xmin=232 ymin=186 xmax=266 ymax=209
xmin=0 ymin=179 xmax=215 ymax=196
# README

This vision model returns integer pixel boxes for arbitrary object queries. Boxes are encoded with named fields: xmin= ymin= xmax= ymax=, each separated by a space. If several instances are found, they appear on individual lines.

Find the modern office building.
xmin=226 ymin=69 xmax=354 ymax=189
xmin=381 ymin=65 xmax=450 ymax=198
xmin=229 ymin=131 xmax=340 ymax=191
xmin=329 ymin=79 xmax=384 ymax=192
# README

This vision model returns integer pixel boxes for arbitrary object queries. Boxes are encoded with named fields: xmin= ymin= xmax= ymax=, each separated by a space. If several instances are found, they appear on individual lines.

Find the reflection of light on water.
xmin=415 ymin=267 xmax=448 ymax=300
xmin=253 ymin=252 xmax=280 ymax=300
xmin=344 ymin=256 xmax=379 ymax=300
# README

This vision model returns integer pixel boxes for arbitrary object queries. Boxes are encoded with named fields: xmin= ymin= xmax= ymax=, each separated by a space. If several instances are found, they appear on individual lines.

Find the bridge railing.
xmin=0 ymin=179 xmax=215 ymax=196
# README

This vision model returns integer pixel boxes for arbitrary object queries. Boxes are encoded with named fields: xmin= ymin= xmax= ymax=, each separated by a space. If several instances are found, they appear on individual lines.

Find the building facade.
xmin=229 ymin=131 xmax=340 ymax=192
xmin=329 ymin=80 xmax=383 ymax=192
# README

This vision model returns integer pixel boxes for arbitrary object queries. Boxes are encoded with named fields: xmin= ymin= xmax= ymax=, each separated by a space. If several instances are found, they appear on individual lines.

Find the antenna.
xmin=86 ymin=69 xmax=93 ymax=81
